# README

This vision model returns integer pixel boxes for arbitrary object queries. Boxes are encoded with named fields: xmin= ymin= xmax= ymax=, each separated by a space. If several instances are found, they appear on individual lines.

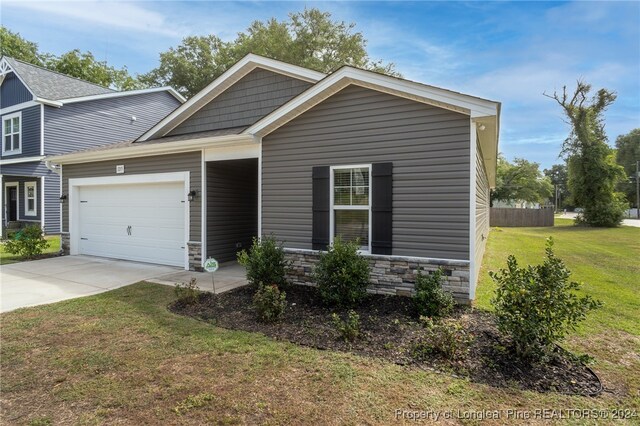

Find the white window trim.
xmin=25 ymin=181 xmax=37 ymax=216
xmin=329 ymin=164 xmax=372 ymax=254
xmin=4 ymin=182 xmax=18 ymax=225
xmin=2 ymin=111 xmax=22 ymax=156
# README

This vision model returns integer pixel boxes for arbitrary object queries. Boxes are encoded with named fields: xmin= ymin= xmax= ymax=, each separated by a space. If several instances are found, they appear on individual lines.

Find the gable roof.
xmin=0 ymin=56 xmax=185 ymax=106
xmin=137 ymin=54 xmax=326 ymax=141
xmin=2 ymin=56 xmax=115 ymax=100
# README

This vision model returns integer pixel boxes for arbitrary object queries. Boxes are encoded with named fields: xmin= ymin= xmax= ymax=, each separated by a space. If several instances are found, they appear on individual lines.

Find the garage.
xmin=70 ymin=173 xmax=189 ymax=268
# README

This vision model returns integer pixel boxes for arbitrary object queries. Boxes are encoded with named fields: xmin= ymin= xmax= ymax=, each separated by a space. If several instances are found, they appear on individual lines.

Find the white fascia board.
xmin=34 ymin=97 xmax=63 ymax=108
xmin=47 ymin=134 xmax=257 ymax=165
xmin=246 ymin=67 xmax=500 ymax=137
xmin=0 ymin=100 xmax=40 ymax=115
xmin=57 ymin=86 xmax=186 ymax=105
xmin=137 ymin=54 xmax=326 ymax=142
xmin=0 ymin=155 xmax=45 ymax=165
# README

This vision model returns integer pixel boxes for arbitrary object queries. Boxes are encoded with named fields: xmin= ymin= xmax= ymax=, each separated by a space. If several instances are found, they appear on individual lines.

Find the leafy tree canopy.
xmin=141 ymin=8 xmax=399 ymax=98
xmin=1 ymin=26 xmax=142 ymax=90
xmin=492 ymin=155 xmax=553 ymax=205
xmin=615 ymin=128 xmax=640 ymax=207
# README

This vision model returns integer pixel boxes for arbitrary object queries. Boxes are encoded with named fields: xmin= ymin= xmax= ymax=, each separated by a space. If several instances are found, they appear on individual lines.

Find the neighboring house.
xmin=0 ymin=56 xmax=184 ymax=234
xmin=48 ymin=54 xmax=500 ymax=302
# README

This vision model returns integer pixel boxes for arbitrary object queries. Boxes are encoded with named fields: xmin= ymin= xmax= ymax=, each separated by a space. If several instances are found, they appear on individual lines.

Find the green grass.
xmin=1 ymin=221 xmax=638 ymax=424
xmin=0 ymin=235 xmax=61 ymax=265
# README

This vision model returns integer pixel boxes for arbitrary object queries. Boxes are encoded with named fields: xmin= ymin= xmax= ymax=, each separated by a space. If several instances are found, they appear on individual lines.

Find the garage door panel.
xmin=76 ymin=181 xmax=186 ymax=267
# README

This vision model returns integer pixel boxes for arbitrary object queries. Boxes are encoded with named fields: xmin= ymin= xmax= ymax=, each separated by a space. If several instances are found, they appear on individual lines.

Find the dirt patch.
xmin=169 ymin=285 xmax=602 ymax=396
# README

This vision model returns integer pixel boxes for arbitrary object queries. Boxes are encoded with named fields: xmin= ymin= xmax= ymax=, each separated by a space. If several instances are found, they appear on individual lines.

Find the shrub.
xmin=238 ymin=235 xmax=291 ymax=288
xmin=3 ymin=225 xmax=49 ymax=258
xmin=331 ymin=310 xmax=361 ymax=342
xmin=253 ymin=283 xmax=287 ymax=322
xmin=414 ymin=268 xmax=455 ymax=318
xmin=174 ymin=278 xmax=200 ymax=305
xmin=490 ymin=237 xmax=602 ymax=360
xmin=312 ymin=237 xmax=371 ymax=307
xmin=412 ymin=317 xmax=472 ymax=361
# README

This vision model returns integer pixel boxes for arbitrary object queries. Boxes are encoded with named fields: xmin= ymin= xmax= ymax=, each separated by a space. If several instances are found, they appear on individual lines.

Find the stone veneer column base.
xmin=284 ymin=248 xmax=471 ymax=303
xmin=61 ymin=232 xmax=70 ymax=255
xmin=187 ymin=242 xmax=203 ymax=271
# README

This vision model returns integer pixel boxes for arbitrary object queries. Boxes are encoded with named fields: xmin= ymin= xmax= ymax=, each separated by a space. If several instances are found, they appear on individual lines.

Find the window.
xmin=2 ymin=112 xmax=21 ymax=155
xmin=25 ymin=181 xmax=36 ymax=216
xmin=331 ymin=165 xmax=371 ymax=252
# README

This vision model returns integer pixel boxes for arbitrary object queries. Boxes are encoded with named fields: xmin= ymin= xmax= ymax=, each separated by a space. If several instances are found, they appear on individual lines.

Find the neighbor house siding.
xmin=474 ymin=140 xmax=490 ymax=280
xmin=2 ymin=177 xmax=42 ymax=222
xmin=0 ymin=105 xmax=40 ymax=159
xmin=61 ymin=152 xmax=201 ymax=241
xmin=0 ymin=73 xmax=32 ymax=108
xmin=168 ymin=68 xmax=312 ymax=136
xmin=44 ymin=174 xmax=61 ymax=234
xmin=206 ymin=159 xmax=258 ymax=263
xmin=44 ymin=91 xmax=181 ymax=156
xmin=262 ymin=85 xmax=471 ymax=260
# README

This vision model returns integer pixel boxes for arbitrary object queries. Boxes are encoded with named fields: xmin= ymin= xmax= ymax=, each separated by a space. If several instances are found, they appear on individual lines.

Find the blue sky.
xmin=2 ymin=1 xmax=639 ymax=169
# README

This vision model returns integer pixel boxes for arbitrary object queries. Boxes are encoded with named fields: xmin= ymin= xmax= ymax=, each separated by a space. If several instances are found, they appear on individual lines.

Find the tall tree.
xmin=546 ymin=81 xmax=627 ymax=227
xmin=491 ymin=155 xmax=553 ymax=206
xmin=544 ymin=163 xmax=571 ymax=209
xmin=0 ymin=27 xmax=44 ymax=65
xmin=141 ymin=8 xmax=398 ymax=98
xmin=615 ymin=128 xmax=640 ymax=208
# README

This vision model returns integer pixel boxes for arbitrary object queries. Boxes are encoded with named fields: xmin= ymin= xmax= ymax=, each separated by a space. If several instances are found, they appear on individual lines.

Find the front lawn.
xmin=0 ymin=235 xmax=61 ymax=265
xmin=1 ymin=221 xmax=638 ymax=424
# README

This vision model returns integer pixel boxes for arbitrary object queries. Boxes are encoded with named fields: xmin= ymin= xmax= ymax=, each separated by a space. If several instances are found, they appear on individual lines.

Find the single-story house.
xmin=48 ymin=54 xmax=500 ymax=302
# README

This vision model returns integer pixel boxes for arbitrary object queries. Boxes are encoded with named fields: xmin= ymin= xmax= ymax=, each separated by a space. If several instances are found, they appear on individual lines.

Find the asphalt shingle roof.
xmin=4 ymin=57 xmax=115 ymax=100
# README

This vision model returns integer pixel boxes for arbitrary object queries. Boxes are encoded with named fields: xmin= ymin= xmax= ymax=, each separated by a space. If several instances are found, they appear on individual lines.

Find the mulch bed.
xmin=169 ymin=285 xmax=602 ymax=396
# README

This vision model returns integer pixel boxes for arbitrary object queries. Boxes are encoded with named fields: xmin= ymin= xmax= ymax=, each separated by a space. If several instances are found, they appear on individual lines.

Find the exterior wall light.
xmin=59 ymin=195 xmax=67 ymax=204
xmin=187 ymin=190 xmax=197 ymax=202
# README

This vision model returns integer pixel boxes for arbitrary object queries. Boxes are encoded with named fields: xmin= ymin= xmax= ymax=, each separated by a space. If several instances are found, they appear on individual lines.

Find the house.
xmin=0 ymin=56 xmax=184 ymax=235
xmin=47 ymin=54 xmax=500 ymax=302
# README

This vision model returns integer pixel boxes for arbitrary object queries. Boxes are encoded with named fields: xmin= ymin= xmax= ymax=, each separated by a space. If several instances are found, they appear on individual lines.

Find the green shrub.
xmin=414 ymin=268 xmax=455 ymax=318
xmin=490 ymin=237 xmax=602 ymax=360
xmin=238 ymin=235 xmax=291 ymax=288
xmin=174 ymin=278 xmax=200 ymax=305
xmin=3 ymin=225 xmax=49 ymax=258
xmin=312 ymin=237 xmax=371 ymax=307
xmin=412 ymin=317 xmax=472 ymax=361
xmin=253 ymin=283 xmax=287 ymax=322
xmin=331 ymin=310 xmax=361 ymax=342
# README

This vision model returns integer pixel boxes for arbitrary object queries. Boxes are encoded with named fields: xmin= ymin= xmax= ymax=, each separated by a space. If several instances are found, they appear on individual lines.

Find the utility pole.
xmin=636 ymin=160 xmax=639 ymax=219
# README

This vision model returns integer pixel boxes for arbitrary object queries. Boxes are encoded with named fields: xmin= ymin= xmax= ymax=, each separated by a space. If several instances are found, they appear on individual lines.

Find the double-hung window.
xmin=2 ymin=112 xmax=21 ymax=155
xmin=331 ymin=165 xmax=371 ymax=252
xmin=25 ymin=181 xmax=37 ymax=216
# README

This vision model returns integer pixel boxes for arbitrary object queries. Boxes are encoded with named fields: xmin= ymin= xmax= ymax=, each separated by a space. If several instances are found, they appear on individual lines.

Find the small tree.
xmin=490 ymin=238 xmax=601 ymax=360
xmin=312 ymin=237 xmax=371 ymax=307
xmin=3 ymin=225 xmax=50 ymax=259
xmin=237 ymin=235 xmax=291 ymax=288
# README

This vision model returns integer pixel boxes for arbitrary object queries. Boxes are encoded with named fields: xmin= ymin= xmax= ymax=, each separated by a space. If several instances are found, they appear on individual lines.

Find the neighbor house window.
xmin=2 ymin=112 xmax=21 ymax=155
xmin=331 ymin=165 xmax=371 ymax=252
xmin=25 ymin=181 xmax=36 ymax=216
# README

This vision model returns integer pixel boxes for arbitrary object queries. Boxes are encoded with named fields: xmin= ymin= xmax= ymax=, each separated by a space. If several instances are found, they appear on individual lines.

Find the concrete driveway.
xmin=0 ymin=256 xmax=178 ymax=313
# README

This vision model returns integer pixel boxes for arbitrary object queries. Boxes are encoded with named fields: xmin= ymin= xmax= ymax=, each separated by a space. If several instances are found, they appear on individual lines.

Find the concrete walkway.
xmin=0 ymin=256 xmax=248 ymax=313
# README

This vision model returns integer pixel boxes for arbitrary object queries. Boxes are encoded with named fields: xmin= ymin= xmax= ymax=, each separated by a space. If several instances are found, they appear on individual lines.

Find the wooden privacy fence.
xmin=490 ymin=208 xmax=554 ymax=227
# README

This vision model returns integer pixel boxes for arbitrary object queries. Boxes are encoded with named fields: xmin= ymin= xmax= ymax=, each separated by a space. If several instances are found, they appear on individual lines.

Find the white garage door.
xmin=77 ymin=182 xmax=186 ymax=267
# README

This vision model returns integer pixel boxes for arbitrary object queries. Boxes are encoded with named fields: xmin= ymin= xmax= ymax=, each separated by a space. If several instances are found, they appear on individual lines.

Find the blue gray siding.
xmin=44 ymin=91 xmax=180 ymax=155
xmin=0 ymin=105 xmax=41 ymax=159
xmin=474 ymin=140 xmax=490 ymax=282
xmin=2 ymin=176 xmax=41 ymax=222
xmin=168 ymin=68 xmax=312 ymax=136
xmin=44 ymin=174 xmax=61 ymax=233
xmin=1 ymin=73 xmax=33 ymax=108
xmin=262 ymin=85 xmax=472 ymax=261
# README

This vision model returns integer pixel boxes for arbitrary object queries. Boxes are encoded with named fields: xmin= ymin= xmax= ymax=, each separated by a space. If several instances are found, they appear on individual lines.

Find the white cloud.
xmin=3 ymin=0 xmax=185 ymax=37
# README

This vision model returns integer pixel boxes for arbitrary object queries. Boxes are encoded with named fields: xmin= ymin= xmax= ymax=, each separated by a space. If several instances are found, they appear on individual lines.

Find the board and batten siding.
xmin=206 ymin=159 xmax=258 ymax=263
xmin=44 ymin=91 xmax=181 ymax=156
xmin=168 ymin=68 xmax=312 ymax=136
xmin=0 ymin=105 xmax=40 ymax=159
xmin=262 ymin=85 xmax=471 ymax=260
xmin=0 ymin=73 xmax=32 ymax=108
xmin=61 ymin=152 xmax=201 ymax=241
xmin=474 ymin=140 xmax=490 ymax=282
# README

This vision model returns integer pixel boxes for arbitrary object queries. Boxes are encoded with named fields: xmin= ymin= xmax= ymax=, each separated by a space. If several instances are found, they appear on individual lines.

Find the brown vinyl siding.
xmin=61 ymin=152 xmax=201 ymax=241
xmin=262 ymin=85 xmax=471 ymax=260
xmin=168 ymin=68 xmax=312 ymax=136
xmin=474 ymin=140 xmax=490 ymax=279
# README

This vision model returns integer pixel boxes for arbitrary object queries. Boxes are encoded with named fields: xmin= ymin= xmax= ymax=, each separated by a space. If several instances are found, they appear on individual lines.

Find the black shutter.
xmin=312 ymin=166 xmax=330 ymax=250
xmin=371 ymin=162 xmax=393 ymax=255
